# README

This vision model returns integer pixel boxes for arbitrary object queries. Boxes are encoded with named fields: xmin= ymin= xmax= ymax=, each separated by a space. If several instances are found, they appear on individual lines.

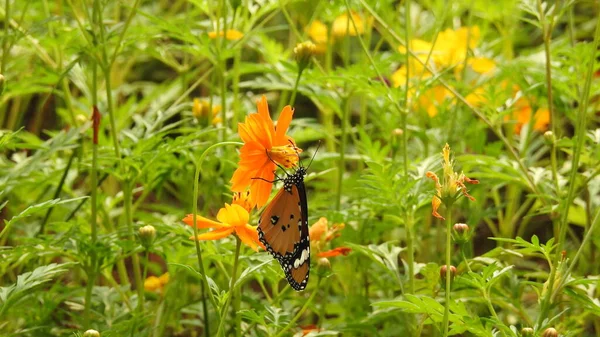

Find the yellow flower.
xmin=332 ymin=11 xmax=364 ymax=38
xmin=208 ymin=29 xmax=244 ymax=40
xmin=144 ymin=272 xmax=169 ymax=292
xmin=434 ymin=26 xmax=480 ymax=67
xmin=426 ymin=144 xmax=479 ymax=219
xmin=415 ymin=86 xmax=452 ymax=117
xmin=193 ymin=98 xmax=222 ymax=125
xmin=307 ymin=20 xmax=328 ymax=44
xmin=183 ymin=203 xmax=265 ymax=252
xmin=232 ymin=190 xmax=252 ymax=212
xmin=468 ymin=57 xmax=496 ymax=74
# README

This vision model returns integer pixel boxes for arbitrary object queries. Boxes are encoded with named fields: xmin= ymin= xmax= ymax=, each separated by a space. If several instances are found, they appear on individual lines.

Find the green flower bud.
xmin=138 ymin=225 xmax=156 ymax=249
xmin=542 ymin=327 xmax=558 ymax=337
xmin=543 ymin=131 xmax=555 ymax=145
xmin=83 ymin=330 xmax=100 ymax=337
xmin=294 ymin=41 xmax=316 ymax=72
xmin=521 ymin=327 xmax=534 ymax=336
xmin=452 ymin=223 xmax=470 ymax=243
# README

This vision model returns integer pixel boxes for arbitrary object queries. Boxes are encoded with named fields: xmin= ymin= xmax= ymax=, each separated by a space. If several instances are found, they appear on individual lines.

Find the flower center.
xmin=268 ymin=144 xmax=301 ymax=168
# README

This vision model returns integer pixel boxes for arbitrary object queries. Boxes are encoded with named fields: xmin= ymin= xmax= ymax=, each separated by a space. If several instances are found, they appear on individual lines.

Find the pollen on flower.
xmin=268 ymin=144 xmax=301 ymax=168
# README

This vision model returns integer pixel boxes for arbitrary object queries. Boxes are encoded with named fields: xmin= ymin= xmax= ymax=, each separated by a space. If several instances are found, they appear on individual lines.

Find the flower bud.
xmin=542 ymin=327 xmax=558 ymax=337
xmin=294 ymin=41 xmax=316 ymax=72
xmin=543 ymin=131 xmax=555 ymax=145
xmin=392 ymin=128 xmax=404 ymax=136
xmin=440 ymin=265 xmax=457 ymax=281
xmin=521 ymin=327 xmax=534 ymax=336
xmin=317 ymin=257 xmax=331 ymax=270
xmin=83 ymin=330 xmax=100 ymax=337
xmin=138 ymin=225 xmax=156 ymax=249
xmin=452 ymin=223 xmax=470 ymax=243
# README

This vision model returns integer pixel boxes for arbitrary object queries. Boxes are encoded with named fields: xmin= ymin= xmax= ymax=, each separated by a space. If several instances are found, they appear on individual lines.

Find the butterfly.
xmin=257 ymin=165 xmax=310 ymax=291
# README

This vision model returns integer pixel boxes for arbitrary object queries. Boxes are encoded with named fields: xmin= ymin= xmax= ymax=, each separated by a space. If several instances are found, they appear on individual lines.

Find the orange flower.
xmin=507 ymin=103 xmax=550 ymax=134
xmin=426 ymin=144 xmax=479 ymax=219
xmin=208 ymin=29 xmax=243 ymax=40
xmin=230 ymin=95 xmax=302 ymax=208
xmin=182 ymin=203 xmax=264 ymax=251
xmin=309 ymin=217 xmax=349 ymax=258
xmin=318 ymin=246 xmax=352 ymax=258
xmin=300 ymin=324 xmax=321 ymax=336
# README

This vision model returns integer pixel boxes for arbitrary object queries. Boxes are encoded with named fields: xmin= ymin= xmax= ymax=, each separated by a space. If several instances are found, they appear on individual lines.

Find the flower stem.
xmin=216 ymin=236 xmax=242 ymax=337
xmin=442 ymin=207 xmax=453 ymax=336
xmin=336 ymin=96 xmax=350 ymax=211
xmin=192 ymin=141 xmax=243 ymax=336
xmin=124 ymin=183 xmax=144 ymax=313
xmin=274 ymin=277 xmax=322 ymax=337
xmin=289 ymin=69 xmax=304 ymax=107
xmin=539 ymin=11 xmax=600 ymax=324
xmin=406 ymin=211 xmax=415 ymax=294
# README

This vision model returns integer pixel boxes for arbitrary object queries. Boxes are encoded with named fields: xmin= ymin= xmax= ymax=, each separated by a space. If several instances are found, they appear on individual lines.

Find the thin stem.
xmin=191 ymin=141 xmax=244 ymax=333
xmin=84 ymin=121 xmax=99 ymax=326
xmin=1 ymin=0 xmax=9 ymax=74
xmin=401 ymin=0 xmax=410 ymax=177
xmin=216 ymin=237 xmax=242 ymax=337
xmin=537 ymin=9 xmax=600 ymax=328
xmin=336 ymin=96 xmax=349 ymax=211
xmin=274 ymin=277 xmax=322 ymax=337
xmin=38 ymin=151 xmax=76 ymax=236
xmin=442 ymin=207 xmax=453 ymax=336
xmin=406 ymin=212 xmax=415 ymax=294
xmin=124 ymin=184 xmax=144 ymax=313
xmin=289 ymin=69 xmax=303 ymax=107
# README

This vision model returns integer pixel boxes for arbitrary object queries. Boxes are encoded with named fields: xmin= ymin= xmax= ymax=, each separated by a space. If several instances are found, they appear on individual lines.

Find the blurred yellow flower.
xmin=208 ymin=29 xmax=243 ymax=40
xmin=468 ymin=57 xmax=496 ymax=74
xmin=144 ymin=272 xmax=169 ymax=292
xmin=307 ymin=20 xmax=328 ymax=44
xmin=193 ymin=98 xmax=222 ymax=125
xmin=332 ymin=11 xmax=364 ymax=38
xmin=415 ymin=86 xmax=453 ymax=117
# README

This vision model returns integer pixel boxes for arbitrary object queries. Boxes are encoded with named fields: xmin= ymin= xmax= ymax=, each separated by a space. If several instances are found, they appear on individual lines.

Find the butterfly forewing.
xmin=258 ymin=168 xmax=310 ymax=291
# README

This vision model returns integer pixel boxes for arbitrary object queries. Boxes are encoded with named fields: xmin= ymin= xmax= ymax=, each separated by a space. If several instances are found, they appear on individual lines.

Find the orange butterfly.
xmin=257 ymin=165 xmax=310 ymax=291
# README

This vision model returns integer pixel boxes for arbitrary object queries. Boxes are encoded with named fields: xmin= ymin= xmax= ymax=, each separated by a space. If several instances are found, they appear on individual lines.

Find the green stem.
xmin=216 ymin=237 xmax=242 ymax=337
xmin=84 ymin=128 xmax=99 ymax=326
xmin=191 ymin=141 xmax=243 ymax=335
xmin=401 ymin=0 xmax=410 ymax=177
xmin=38 ymin=150 xmax=76 ymax=236
xmin=289 ymin=69 xmax=304 ymax=107
xmin=274 ymin=277 xmax=322 ymax=337
xmin=536 ymin=8 xmax=600 ymax=329
xmin=1 ymin=0 xmax=9 ymax=74
xmin=336 ymin=96 xmax=349 ymax=211
xmin=442 ymin=206 xmax=453 ymax=336
xmin=124 ymin=184 xmax=144 ymax=313
xmin=406 ymin=212 xmax=415 ymax=294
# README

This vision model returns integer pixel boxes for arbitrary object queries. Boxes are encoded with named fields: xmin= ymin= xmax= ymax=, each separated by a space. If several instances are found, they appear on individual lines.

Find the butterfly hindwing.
xmin=258 ymin=168 xmax=310 ymax=291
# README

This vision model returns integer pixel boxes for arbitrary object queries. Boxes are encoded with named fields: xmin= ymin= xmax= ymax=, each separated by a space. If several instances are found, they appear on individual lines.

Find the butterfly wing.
xmin=258 ymin=182 xmax=310 ymax=291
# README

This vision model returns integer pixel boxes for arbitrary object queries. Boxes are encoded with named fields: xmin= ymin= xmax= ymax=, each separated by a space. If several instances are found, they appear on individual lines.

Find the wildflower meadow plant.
xmin=1 ymin=1 xmax=600 ymax=337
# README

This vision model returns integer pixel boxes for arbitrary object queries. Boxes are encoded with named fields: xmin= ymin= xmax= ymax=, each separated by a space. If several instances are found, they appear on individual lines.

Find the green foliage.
xmin=0 ymin=0 xmax=599 ymax=336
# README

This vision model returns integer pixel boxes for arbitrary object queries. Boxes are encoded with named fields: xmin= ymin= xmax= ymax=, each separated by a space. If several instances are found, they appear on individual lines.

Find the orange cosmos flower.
xmin=182 ymin=203 xmax=265 ymax=251
xmin=231 ymin=95 xmax=302 ymax=208
xmin=309 ymin=217 xmax=351 ymax=258
xmin=426 ymin=144 xmax=479 ymax=219
xmin=318 ymin=246 xmax=352 ymax=258
xmin=232 ymin=190 xmax=252 ymax=212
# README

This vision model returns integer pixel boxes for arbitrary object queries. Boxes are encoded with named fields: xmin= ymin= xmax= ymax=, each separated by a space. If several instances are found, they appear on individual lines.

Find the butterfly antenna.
xmin=264 ymin=149 xmax=288 ymax=175
xmin=288 ymin=139 xmax=304 ymax=168
xmin=306 ymin=140 xmax=321 ymax=170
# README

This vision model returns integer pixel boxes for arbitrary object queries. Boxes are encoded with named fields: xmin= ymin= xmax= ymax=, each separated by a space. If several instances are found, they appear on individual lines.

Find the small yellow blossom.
xmin=208 ymin=29 xmax=244 ymax=40
xmin=193 ymin=98 xmax=222 ymax=125
xmin=332 ymin=11 xmax=365 ymax=38
xmin=426 ymin=144 xmax=479 ymax=219
xmin=144 ymin=272 xmax=169 ymax=292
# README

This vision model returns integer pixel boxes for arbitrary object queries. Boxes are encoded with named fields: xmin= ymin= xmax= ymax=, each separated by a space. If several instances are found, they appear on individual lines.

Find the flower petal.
xmin=182 ymin=214 xmax=224 ymax=229
xmin=318 ymin=247 xmax=352 ymax=258
xmin=236 ymin=225 xmax=265 ymax=252
xmin=190 ymin=227 xmax=234 ymax=241
xmin=249 ymin=162 xmax=275 ymax=208
xmin=431 ymin=195 xmax=444 ymax=220
xmin=274 ymin=105 xmax=294 ymax=145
